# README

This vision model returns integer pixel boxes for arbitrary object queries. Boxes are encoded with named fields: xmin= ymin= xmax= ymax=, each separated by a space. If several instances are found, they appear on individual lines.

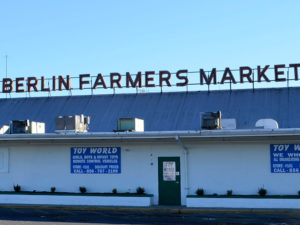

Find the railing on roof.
xmin=1 ymin=64 xmax=299 ymax=98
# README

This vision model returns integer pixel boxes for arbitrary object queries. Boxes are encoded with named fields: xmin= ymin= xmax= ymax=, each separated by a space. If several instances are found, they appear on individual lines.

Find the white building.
xmin=0 ymin=87 xmax=300 ymax=206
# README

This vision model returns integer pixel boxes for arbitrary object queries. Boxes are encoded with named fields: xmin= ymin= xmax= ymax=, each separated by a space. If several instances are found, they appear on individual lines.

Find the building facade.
xmin=0 ymin=87 xmax=300 ymax=206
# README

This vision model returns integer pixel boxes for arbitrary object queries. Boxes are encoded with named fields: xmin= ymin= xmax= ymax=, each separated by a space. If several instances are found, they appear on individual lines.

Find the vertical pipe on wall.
xmin=175 ymin=136 xmax=189 ymax=196
xmin=183 ymin=147 xmax=189 ymax=195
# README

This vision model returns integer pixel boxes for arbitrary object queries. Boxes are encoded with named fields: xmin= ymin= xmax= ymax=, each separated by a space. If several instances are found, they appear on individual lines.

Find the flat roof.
xmin=1 ymin=87 xmax=300 ymax=132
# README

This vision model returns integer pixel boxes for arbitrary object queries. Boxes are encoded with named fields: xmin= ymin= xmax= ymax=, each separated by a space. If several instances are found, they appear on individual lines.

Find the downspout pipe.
xmin=175 ymin=136 xmax=189 ymax=197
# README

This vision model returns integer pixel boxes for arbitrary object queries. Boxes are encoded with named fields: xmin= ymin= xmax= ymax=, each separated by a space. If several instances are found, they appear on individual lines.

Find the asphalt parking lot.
xmin=0 ymin=206 xmax=300 ymax=225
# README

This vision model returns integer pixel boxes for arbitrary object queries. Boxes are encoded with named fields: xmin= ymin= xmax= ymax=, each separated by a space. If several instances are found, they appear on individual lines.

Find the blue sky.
xmin=0 ymin=0 xmax=299 ymax=82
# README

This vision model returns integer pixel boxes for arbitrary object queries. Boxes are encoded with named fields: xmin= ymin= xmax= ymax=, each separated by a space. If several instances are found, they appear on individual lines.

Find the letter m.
xmin=200 ymin=68 xmax=217 ymax=85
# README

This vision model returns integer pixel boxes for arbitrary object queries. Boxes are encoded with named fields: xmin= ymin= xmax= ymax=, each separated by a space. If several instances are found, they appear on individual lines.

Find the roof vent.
xmin=200 ymin=111 xmax=221 ymax=130
xmin=9 ymin=120 xmax=45 ymax=134
xmin=55 ymin=114 xmax=90 ymax=133
xmin=222 ymin=119 xmax=237 ymax=129
xmin=116 ymin=118 xmax=144 ymax=132
xmin=255 ymin=119 xmax=279 ymax=129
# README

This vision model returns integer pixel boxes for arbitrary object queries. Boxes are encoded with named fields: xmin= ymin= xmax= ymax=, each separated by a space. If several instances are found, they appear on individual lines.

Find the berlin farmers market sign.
xmin=1 ymin=63 xmax=300 ymax=94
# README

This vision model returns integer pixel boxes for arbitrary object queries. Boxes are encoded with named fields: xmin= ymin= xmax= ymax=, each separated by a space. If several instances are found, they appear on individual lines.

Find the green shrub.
xmin=79 ymin=186 xmax=87 ymax=194
xmin=112 ymin=188 xmax=117 ymax=194
xmin=136 ymin=187 xmax=145 ymax=194
xmin=258 ymin=188 xmax=267 ymax=196
xmin=196 ymin=188 xmax=204 ymax=196
xmin=227 ymin=190 xmax=233 ymax=196
xmin=51 ymin=187 xmax=56 ymax=193
xmin=14 ymin=184 xmax=21 ymax=192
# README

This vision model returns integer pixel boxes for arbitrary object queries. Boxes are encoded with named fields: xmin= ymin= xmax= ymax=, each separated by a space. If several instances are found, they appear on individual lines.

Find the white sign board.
xmin=163 ymin=161 xmax=176 ymax=181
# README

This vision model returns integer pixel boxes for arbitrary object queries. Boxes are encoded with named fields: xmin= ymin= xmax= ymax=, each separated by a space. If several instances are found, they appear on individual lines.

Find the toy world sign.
xmin=71 ymin=147 xmax=121 ymax=174
xmin=1 ymin=63 xmax=300 ymax=93
xmin=270 ymin=144 xmax=300 ymax=173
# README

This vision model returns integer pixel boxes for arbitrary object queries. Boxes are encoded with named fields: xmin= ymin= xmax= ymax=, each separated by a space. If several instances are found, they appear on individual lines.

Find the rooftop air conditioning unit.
xmin=200 ymin=111 xmax=222 ymax=130
xmin=9 ymin=120 xmax=45 ymax=134
xmin=0 ymin=125 xmax=10 ymax=134
xmin=55 ymin=114 xmax=90 ymax=133
xmin=222 ymin=118 xmax=237 ymax=130
xmin=116 ymin=118 xmax=144 ymax=132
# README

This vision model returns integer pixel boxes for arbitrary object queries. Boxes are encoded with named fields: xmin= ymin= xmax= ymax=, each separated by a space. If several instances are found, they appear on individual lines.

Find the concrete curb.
xmin=1 ymin=204 xmax=300 ymax=215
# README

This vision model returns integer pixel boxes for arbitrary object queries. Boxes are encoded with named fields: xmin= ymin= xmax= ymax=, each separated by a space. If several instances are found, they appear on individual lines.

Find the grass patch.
xmin=0 ymin=191 xmax=153 ymax=197
xmin=187 ymin=194 xmax=300 ymax=199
